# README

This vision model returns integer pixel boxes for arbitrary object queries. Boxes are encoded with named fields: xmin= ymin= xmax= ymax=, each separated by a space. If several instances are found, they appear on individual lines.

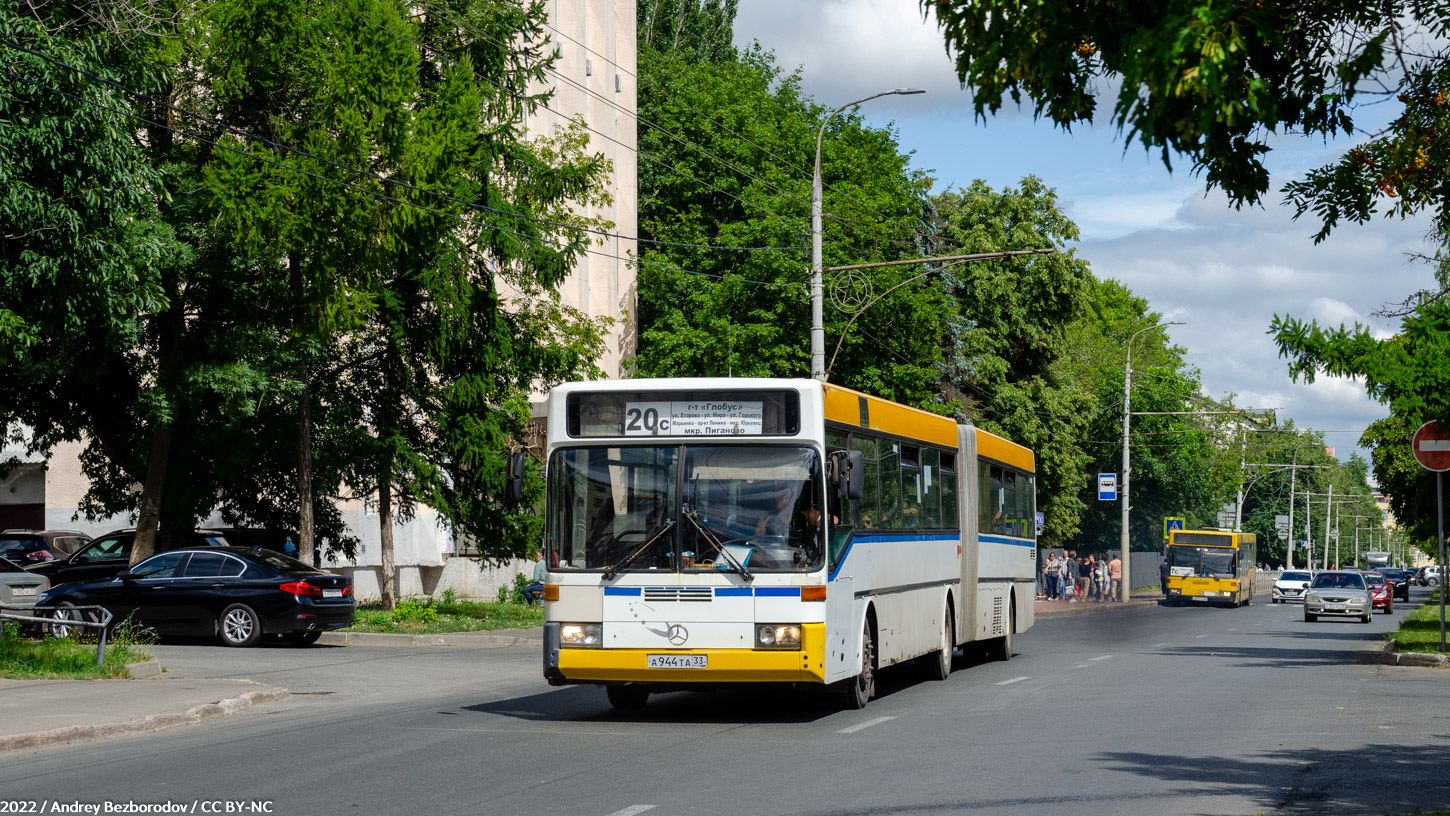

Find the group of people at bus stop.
xmin=1039 ymin=550 xmax=1122 ymax=602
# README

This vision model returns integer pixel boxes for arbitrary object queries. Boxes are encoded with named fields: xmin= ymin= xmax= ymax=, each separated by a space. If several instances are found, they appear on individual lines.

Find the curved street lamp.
xmin=1119 ymin=320 xmax=1184 ymax=601
xmin=811 ymin=88 xmax=925 ymax=381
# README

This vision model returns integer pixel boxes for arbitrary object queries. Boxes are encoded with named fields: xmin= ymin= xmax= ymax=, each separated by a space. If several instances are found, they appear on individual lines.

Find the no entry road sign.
xmin=1414 ymin=421 xmax=1450 ymax=472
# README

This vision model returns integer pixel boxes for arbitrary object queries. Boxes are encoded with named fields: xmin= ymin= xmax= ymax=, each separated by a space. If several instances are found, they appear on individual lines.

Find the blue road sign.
xmin=1097 ymin=473 xmax=1117 ymax=501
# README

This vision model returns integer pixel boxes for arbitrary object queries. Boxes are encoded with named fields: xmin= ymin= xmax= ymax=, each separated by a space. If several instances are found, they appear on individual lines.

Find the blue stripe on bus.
xmin=753 ymin=587 xmax=801 ymax=597
xmin=714 ymin=587 xmax=752 ymax=597
xmin=979 ymin=534 xmax=1036 ymax=547
xmin=828 ymin=532 xmax=963 ymax=582
xmin=603 ymin=587 xmax=641 ymax=596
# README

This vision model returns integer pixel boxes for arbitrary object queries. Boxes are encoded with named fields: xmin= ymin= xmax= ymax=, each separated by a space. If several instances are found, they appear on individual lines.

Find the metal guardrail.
xmin=0 ymin=604 xmax=114 ymax=666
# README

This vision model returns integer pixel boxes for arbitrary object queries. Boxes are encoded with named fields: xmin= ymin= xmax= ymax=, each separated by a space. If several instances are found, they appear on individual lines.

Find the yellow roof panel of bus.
xmin=822 ymin=384 xmax=958 ymax=448
xmin=974 ymin=428 xmax=1035 ymax=472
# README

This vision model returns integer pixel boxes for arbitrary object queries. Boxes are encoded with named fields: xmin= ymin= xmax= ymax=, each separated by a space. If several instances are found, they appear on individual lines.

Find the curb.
xmin=0 ymin=687 xmax=289 ymax=753
xmin=1035 ymin=598 xmax=1161 ymax=619
xmin=125 ymin=658 xmax=162 ymax=679
xmin=319 ymin=630 xmax=543 ymax=648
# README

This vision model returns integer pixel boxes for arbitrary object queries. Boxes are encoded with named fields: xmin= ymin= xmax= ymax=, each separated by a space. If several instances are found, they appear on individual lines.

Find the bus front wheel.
xmin=842 ymin=619 xmax=876 ymax=710
xmin=605 ymin=685 xmax=649 ymax=709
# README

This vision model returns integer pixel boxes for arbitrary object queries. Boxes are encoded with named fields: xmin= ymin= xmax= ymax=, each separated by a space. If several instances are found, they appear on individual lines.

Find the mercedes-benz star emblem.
xmin=667 ymin=624 xmax=688 ymax=646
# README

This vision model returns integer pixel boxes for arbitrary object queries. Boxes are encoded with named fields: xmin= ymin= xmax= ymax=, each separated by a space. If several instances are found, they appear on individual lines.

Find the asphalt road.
xmin=5 ymin=588 xmax=1450 ymax=816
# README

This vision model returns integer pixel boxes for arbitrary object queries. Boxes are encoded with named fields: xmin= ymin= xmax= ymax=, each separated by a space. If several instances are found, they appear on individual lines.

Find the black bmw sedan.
xmin=36 ymin=546 xmax=354 ymax=647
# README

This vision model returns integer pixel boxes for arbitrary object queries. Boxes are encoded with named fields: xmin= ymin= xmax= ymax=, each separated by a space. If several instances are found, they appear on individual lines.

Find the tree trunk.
xmin=130 ymin=422 xmax=173 ymax=565
xmin=297 ymin=376 xmax=315 ymax=566
xmin=379 ymin=476 xmax=396 ymax=611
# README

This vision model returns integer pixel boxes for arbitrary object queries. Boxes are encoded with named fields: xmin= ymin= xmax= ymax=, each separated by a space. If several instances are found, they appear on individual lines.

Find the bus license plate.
xmin=647 ymin=654 xmax=706 ymax=669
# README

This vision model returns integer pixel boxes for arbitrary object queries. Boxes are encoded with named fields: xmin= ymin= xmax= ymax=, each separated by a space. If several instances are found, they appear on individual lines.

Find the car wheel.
xmin=1431 ymin=578 xmax=1440 ymax=588
xmin=1304 ymin=613 xmax=1317 ymax=622
xmin=605 ymin=685 xmax=649 ymax=709
xmin=48 ymin=602 xmax=92 ymax=639
xmin=283 ymin=630 xmax=322 ymax=646
xmin=1361 ymin=612 xmax=1372 ymax=624
xmin=217 ymin=604 xmax=262 ymax=647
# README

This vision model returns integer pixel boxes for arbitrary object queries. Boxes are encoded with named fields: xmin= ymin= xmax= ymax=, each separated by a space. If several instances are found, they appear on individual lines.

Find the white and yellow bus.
xmin=538 ymin=378 xmax=1037 ymax=709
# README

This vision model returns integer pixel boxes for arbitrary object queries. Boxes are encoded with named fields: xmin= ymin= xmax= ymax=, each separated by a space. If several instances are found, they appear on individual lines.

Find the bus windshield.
xmin=1167 ymin=546 xmax=1237 ymax=578
xmin=547 ymin=445 xmax=824 ymax=572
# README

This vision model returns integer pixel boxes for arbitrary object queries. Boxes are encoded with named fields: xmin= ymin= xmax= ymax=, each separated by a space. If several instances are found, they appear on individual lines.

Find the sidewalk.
xmin=0 ymin=676 xmax=288 ymax=753
xmin=1035 ymin=591 xmax=1163 ymax=619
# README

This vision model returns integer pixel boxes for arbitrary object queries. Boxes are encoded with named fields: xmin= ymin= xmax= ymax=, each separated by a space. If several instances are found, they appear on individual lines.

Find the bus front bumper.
xmin=544 ymin=622 xmax=827 ymax=685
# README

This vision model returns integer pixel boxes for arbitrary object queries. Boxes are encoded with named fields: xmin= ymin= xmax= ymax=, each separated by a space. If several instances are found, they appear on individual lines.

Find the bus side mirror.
xmin=503 ymin=452 xmax=527 ymax=507
xmin=830 ymin=450 xmax=864 ymax=502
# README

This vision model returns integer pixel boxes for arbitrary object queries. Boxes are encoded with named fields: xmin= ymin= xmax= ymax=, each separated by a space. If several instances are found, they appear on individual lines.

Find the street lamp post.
xmin=1120 ymin=320 xmax=1184 ymax=601
xmin=811 ymin=88 xmax=924 ymax=381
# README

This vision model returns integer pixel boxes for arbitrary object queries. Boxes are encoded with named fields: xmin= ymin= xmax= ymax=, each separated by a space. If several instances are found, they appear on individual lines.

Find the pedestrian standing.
xmin=1057 ymin=553 xmax=1070 ymax=600
xmin=1109 ymin=553 xmax=1123 ymax=601
xmin=1066 ymin=553 xmax=1080 ymax=601
xmin=1158 ymin=559 xmax=1171 ymax=598
xmin=1096 ymin=556 xmax=1108 ymax=601
xmin=1043 ymin=551 xmax=1060 ymax=600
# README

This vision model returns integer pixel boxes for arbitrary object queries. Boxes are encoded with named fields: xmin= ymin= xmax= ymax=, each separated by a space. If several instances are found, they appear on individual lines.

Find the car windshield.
xmin=1281 ymin=571 xmax=1312 ymax=582
xmin=1365 ymin=574 xmax=1385 ymax=586
xmin=1166 ymin=546 xmax=1237 ymax=577
xmin=1312 ymin=572 xmax=1366 ymax=589
xmin=546 ymin=445 xmax=824 ymax=572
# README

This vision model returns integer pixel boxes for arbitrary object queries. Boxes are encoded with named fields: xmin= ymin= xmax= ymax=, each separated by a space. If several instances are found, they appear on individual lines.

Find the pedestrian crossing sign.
xmin=1163 ymin=517 xmax=1186 ymax=539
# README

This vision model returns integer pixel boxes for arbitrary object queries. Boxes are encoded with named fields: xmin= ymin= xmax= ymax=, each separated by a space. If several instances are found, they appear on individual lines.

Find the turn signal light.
xmin=542 ymin=584 xmax=560 ymax=602
xmin=801 ymin=586 xmax=826 ymax=602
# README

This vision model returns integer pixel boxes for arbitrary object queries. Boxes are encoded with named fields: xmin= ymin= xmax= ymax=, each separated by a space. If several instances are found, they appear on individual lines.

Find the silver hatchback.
xmin=1303 ymin=571 xmax=1372 ymax=623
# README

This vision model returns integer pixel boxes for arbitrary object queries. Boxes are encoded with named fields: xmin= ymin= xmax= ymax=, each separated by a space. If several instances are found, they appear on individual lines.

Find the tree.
xmin=930 ymin=178 xmax=1096 ymax=545
xmin=924 ymin=0 xmax=1444 ymax=228
xmin=639 ymin=0 xmax=739 ymax=64
xmin=635 ymin=45 xmax=950 ymax=408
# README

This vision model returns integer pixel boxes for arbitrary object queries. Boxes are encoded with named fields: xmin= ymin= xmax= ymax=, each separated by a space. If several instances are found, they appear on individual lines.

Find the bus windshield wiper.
xmin=682 ymin=503 xmax=752 ymax=582
xmin=602 ymin=521 xmax=675 ymax=580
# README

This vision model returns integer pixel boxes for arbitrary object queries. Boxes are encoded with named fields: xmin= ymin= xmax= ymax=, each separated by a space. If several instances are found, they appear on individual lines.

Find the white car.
xmin=1272 ymin=570 xmax=1315 ymax=604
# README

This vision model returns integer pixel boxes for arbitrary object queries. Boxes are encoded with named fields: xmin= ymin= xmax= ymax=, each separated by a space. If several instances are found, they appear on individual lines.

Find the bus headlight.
xmin=756 ymin=624 xmax=801 ymax=650
xmin=560 ymin=623 xmax=603 ymax=647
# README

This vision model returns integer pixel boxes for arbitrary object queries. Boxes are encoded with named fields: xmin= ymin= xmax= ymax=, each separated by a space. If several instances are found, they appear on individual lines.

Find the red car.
xmin=1365 ymin=573 xmax=1393 ymax=614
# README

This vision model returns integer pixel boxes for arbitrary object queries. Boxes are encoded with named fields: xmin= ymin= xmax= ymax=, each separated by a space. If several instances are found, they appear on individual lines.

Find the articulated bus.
xmin=1164 ymin=529 xmax=1258 ymax=607
xmin=538 ymin=378 xmax=1037 ymax=709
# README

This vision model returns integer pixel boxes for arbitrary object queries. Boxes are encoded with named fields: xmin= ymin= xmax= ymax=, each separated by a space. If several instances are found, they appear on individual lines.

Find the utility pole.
xmin=1120 ymin=321 xmax=1185 ymax=602
xmin=1325 ymin=483 xmax=1334 ymax=568
xmin=1288 ymin=450 xmax=1297 ymax=570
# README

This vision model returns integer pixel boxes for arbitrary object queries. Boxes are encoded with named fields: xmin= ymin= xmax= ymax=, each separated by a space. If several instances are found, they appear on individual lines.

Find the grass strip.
xmin=0 ymin=624 xmax=151 ymax=680
xmin=1388 ymin=589 xmax=1450 ymax=653
xmin=343 ymin=598 xmax=544 ymax=634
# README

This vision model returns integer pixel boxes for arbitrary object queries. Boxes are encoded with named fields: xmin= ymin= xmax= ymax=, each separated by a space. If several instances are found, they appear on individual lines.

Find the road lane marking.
xmin=1151 ymin=643 xmax=1167 ymax=648
xmin=995 ymin=676 xmax=1030 ymax=686
xmin=1196 ymin=635 xmax=1208 ymax=638
xmin=607 ymin=807 xmax=656 ymax=816
xmin=1089 ymin=655 xmax=1113 ymax=661
xmin=1073 ymin=664 xmax=1091 ymax=668
xmin=837 ymin=716 xmax=895 ymax=734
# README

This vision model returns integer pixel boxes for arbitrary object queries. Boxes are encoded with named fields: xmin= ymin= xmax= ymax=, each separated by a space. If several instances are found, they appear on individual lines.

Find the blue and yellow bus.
xmin=539 ymin=378 xmax=1037 ymax=709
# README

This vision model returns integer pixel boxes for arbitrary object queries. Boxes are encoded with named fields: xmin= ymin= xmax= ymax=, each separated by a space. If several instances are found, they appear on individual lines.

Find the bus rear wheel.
xmin=841 ymin=619 xmax=876 ymax=710
xmin=921 ymin=611 xmax=953 ymax=682
xmin=987 ymin=600 xmax=1013 ymax=662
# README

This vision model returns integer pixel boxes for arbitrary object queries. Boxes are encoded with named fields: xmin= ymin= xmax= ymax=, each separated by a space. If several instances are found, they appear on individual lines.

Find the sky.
xmin=732 ymin=0 xmax=1435 ymax=467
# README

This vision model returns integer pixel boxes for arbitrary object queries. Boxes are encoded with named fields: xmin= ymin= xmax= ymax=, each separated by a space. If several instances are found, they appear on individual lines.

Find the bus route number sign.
xmin=624 ymin=401 xmax=764 ymax=436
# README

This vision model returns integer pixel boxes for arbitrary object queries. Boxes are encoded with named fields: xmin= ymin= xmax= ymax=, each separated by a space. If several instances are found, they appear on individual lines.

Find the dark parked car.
xmin=1375 ymin=568 xmax=1412 ymax=601
xmin=26 ymin=529 xmax=228 ymax=587
xmin=0 ymin=530 xmax=91 ymax=565
xmin=36 ymin=546 xmax=354 ymax=646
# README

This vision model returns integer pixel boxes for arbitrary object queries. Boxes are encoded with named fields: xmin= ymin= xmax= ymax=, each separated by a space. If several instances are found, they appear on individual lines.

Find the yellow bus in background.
xmin=1164 ymin=530 xmax=1257 ymax=607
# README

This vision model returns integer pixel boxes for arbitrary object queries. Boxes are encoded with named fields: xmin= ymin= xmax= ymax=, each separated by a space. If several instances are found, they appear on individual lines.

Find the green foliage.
xmin=933 ymin=178 xmax=1096 ymax=544
xmin=390 ymin=599 xmax=440 ymax=624
xmin=350 ymin=596 xmax=543 ymax=632
xmin=927 ymin=0 xmax=1409 ymax=211
xmin=639 ymin=0 xmax=738 ymax=63
xmin=1273 ymin=303 xmax=1448 ymax=546
xmin=635 ymin=46 xmax=948 ymax=408
xmin=0 ymin=622 xmax=150 ymax=680
xmin=499 ymin=572 xmax=532 ymax=605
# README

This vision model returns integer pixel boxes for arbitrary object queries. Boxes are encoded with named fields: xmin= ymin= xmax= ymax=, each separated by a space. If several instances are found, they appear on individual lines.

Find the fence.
xmin=0 ymin=604 xmax=113 ymax=665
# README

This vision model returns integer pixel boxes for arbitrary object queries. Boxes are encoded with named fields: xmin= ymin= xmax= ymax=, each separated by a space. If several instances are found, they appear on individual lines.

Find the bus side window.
xmin=977 ymin=461 xmax=992 ymax=534
xmin=826 ymin=429 xmax=850 ymax=535
xmin=1002 ymin=470 xmax=1018 ymax=536
xmin=941 ymin=453 xmax=957 ymax=529
xmin=901 ymin=446 xmax=921 ymax=530
xmin=880 ymin=441 xmax=902 ymax=529
xmin=921 ymin=449 xmax=941 ymax=529
xmin=853 ymin=435 xmax=879 ymax=529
